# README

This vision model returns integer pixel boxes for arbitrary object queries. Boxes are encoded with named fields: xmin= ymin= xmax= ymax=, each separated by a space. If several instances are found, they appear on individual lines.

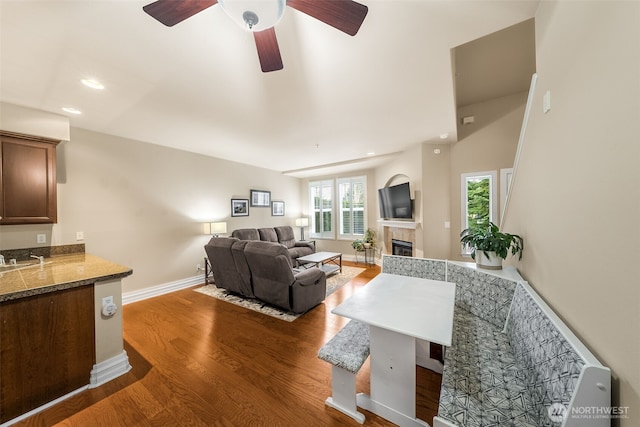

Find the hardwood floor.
xmin=16 ymin=262 xmax=442 ymax=426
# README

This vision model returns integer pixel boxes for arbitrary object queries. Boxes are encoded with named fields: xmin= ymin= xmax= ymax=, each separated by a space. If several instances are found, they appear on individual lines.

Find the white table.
xmin=332 ymin=273 xmax=456 ymax=427
xmin=296 ymin=251 xmax=342 ymax=275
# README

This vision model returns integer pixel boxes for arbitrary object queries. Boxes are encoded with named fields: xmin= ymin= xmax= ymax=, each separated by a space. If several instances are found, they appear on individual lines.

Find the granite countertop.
xmin=0 ymin=253 xmax=133 ymax=302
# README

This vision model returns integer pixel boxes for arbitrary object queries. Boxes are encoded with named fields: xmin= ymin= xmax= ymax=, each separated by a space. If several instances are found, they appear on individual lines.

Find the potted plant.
xmin=363 ymin=228 xmax=377 ymax=248
xmin=352 ymin=239 xmax=365 ymax=251
xmin=460 ymin=222 xmax=523 ymax=270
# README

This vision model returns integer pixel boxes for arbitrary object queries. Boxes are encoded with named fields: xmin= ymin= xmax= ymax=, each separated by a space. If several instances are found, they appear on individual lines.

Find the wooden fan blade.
xmin=287 ymin=0 xmax=368 ymax=36
xmin=253 ymin=29 xmax=284 ymax=73
xmin=143 ymin=0 xmax=218 ymax=27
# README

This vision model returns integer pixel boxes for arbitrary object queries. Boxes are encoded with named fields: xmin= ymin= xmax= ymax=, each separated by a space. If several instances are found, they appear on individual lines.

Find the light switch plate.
xmin=543 ymin=90 xmax=551 ymax=113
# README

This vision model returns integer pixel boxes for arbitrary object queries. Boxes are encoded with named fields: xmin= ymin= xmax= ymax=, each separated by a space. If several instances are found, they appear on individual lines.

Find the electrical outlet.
xmin=37 ymin=234 xmax=46 ymax=244
xmin=76 ymin=231 xmax=84 ymax=241
xmin=196 ymin=264 xmax=201 ymax=271
xmin=102 ymin=296 xmax=114 ymax=307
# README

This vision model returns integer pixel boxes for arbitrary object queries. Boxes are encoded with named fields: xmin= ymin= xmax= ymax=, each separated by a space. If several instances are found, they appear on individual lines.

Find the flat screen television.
xmin=378 ymin=182 xmax=412 ymax=219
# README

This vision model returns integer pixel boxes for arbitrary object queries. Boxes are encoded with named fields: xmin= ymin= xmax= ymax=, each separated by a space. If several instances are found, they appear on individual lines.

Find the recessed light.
xmin=81 ymin=78 xmax=104 ymax=90
xmin=439 ymin=133 xmax=449 ymax=139
xmin=367 ymin=152 xmax=375 ymax=156
xmin=62 ymin=107 xmax=82 ymax=115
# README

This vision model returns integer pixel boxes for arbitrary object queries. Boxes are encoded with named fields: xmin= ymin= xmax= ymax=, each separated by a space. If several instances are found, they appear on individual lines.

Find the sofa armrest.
xmin=294 ymin=268 xmax=325 ymax=286
xmin=294 ymin=241 xmax=315 ymax=251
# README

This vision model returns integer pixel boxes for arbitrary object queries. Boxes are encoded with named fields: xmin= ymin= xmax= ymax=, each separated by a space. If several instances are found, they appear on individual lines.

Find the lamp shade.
xmin=204 ymin=221 xmax=227 ymax=235
xmin=295 ymin=217 xmax=309 ymax=227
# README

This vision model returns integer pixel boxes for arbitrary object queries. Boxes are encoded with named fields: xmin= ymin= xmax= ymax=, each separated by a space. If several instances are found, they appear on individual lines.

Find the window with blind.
xmin=309 ymin=180 xmax=334 ymax=239
xmin=308 ymin=176 xmax=367 ymax=240
xmin=338 ymin=176 xmax=366 ymax=239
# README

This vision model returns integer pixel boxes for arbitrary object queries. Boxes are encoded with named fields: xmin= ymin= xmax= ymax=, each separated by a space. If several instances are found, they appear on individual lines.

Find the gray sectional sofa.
xmin=204 ymin=237 xmax=326 ymax=314
xmin=231 ymin=226 xmax=315 ymax=264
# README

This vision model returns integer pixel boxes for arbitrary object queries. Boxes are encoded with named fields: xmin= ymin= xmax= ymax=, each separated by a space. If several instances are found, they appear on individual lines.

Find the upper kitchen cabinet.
xmin=0 ymin=132 xmax=59 ymax=224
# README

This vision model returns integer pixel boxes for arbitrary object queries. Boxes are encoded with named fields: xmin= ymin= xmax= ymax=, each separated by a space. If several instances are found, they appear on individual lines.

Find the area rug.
xmin=194 ymin=265 xmax=365 ymax=322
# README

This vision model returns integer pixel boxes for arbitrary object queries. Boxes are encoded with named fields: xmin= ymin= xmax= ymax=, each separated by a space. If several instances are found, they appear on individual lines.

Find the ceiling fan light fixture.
xmin=219 ymin=0 xmax=285 ymax=32
xmin=242 ymin=11 xmax=259 ymax=29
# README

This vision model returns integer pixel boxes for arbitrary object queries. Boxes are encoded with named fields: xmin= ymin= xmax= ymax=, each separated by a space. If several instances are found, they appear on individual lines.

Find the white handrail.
xmin=501 ymin=72 xmax=538 ymax=226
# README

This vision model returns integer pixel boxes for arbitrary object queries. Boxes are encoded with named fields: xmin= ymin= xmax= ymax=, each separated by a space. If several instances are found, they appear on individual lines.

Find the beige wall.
xmin=422 ymin=143 xmax=451 ymax=259
xmin=1 ymin=127 xmax=303 ymax=293
xmin=448 ymin=91 xmax=527 ymax=260
xmin=503 ymin=1 xmax=640 ymax=422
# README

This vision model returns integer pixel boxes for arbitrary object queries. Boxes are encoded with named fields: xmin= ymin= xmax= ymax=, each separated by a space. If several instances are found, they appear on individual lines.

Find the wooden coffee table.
xmin=296 ymin=252 xmax=342 ymax=276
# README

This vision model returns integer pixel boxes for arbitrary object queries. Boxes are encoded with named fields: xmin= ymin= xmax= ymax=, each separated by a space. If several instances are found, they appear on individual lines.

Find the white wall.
xmin=503 ymin=1 xmax=640 ymax=421
xmin=1 ymin=126 xmax=303 ymax=293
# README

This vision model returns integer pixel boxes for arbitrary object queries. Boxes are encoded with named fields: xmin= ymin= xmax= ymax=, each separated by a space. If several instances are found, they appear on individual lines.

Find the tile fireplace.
xmin=380 ymin=221 xmax=418 ymax=257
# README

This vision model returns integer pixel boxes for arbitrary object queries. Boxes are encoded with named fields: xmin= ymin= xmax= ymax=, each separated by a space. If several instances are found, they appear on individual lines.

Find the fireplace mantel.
xmin=377 ymin=220 xmax=420 ymax=229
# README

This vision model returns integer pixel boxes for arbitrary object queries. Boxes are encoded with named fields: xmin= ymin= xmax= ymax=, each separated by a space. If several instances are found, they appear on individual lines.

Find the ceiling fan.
xmin=143 ymin=0 xmax=368 ymax=72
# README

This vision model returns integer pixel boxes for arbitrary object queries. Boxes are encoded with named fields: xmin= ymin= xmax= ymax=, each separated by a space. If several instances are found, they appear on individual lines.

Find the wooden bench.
xmin=317 ymin=320 xmax=370 ymax=423
xmin=382 ymin=255 xmax=612 ymax=427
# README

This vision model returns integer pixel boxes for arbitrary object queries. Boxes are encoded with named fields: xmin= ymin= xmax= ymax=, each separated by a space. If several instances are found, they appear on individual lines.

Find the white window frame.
xmin=337 ymin=176 xmax=367 ymax=240
xmin=460 ymin=170 xmax=498 ymax=255
xmin=309 ymin=179 xmax=334 ymax=239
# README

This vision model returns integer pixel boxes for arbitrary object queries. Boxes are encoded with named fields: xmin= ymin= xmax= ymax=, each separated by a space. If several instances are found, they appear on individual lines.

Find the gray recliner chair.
xmin=204 ymin=237 xmax=254 ymax=297
xmin=244 ymin=240 xmax=326 ymax=314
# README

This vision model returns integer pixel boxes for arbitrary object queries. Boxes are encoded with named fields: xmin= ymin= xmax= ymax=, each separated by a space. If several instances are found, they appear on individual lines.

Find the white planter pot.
xmin=475 ymin=251 xmax=503 ymax=270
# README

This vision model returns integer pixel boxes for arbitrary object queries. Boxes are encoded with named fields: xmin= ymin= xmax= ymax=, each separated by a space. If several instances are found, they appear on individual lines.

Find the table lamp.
xmin=295 ymin=217 xmax=309 ymax=240
xmin=204 ymin=221 xmax=227 ymax=237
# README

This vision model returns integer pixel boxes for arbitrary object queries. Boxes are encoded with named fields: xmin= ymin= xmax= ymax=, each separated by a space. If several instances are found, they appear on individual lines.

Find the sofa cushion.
xmin=447 ymin=263 xmax=517 ymax=329
xmin=288 ymin=245 xmax=314 ymax=260
xmin=274 ymin=226 xmax=296 ymax=248
xmin=258 ymin=227 xmax=279 ymax=243
xmin=381 ymin=255 xmax=446 ymax=281
xmin=231 ymin=228 xmax=260 ymax=241
xmin=439 ymin=308 xmax=538 ymax=427
xmin=505 ymin=285 xmax=586 ymax=425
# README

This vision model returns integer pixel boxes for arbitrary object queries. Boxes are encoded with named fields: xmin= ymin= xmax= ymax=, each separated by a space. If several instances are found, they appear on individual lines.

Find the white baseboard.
xmin=0 ymin=386 xmax=89 ymax=427
xmin=89 ymin=350 xmax=132 ymax=388
xmin=122 ymin=275 xmax=203 ymax=305
xmin=1 ymin=351 xmax=134 ymax=426
xmin=416 ymin=355 xmax=444 ymax=374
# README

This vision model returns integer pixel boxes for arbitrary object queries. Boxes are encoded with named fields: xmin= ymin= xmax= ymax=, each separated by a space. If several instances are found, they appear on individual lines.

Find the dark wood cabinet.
xmin=0 ymin=285 xmax=96 ymax=422
xmin=0 ymin=132 xmax=59 ymax=224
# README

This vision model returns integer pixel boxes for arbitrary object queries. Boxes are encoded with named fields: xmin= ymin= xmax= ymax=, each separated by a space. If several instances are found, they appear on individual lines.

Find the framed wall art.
xmin=231 ymin=198 xmax=249 ymax=217
xmin=271 ymin=201 xmax=285 ymax=216
xmin=250 ymin=189 xmax=271 ymax=207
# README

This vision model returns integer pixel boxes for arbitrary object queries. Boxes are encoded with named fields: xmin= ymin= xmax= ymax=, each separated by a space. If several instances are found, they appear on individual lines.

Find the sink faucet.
xmin=30 ymin=254 xmax=45 ymax=264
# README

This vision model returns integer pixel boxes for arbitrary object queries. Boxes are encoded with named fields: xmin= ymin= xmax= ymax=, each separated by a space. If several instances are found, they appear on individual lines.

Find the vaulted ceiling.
xmin=0 ymin=0 xmax=538 ymax=177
